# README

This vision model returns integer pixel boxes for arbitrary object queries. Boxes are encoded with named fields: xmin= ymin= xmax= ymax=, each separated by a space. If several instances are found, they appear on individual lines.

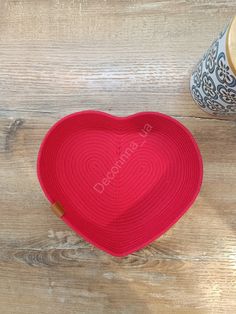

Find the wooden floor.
xmin=0 ymin=1 xmax=236 ymax=313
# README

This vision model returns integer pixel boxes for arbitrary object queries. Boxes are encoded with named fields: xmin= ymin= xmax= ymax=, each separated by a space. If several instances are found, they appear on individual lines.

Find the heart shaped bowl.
xmin=37 ymin=111 xmax=203 ymax=256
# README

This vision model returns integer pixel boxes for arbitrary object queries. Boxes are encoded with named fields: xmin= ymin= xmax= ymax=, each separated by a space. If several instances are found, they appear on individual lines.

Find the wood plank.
xmin=0 ymin=115 xmax=236 ymax=313
xmin=0 ymin=0 xmax=235 ymax=117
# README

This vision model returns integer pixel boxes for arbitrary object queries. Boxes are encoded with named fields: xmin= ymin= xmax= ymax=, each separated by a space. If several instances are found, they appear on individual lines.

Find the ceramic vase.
xmin=190 ymin=16 xmax=236 ymax=115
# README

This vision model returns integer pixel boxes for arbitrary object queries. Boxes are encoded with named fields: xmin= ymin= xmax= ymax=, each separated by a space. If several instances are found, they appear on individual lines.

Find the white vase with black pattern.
xmin=190 ymin=17 xmax=236 ymax=115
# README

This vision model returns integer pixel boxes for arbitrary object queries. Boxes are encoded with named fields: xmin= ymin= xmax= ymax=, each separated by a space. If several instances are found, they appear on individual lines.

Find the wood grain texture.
xmin=0 ymin=1 xmax=236 ymax=313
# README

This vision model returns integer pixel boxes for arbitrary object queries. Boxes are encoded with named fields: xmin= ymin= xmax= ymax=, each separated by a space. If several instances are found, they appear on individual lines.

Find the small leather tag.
xmin=51 ymin=202 xmax=64 ymax=218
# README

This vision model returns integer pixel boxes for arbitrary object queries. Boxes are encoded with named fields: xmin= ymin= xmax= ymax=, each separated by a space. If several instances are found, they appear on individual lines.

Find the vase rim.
xmin=226 ymin=16 xmax=236 ymax=76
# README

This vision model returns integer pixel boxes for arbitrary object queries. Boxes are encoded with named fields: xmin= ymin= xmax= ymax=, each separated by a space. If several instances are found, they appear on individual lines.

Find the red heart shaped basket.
xmin=37 ymin=111 xmax=203 ymax=256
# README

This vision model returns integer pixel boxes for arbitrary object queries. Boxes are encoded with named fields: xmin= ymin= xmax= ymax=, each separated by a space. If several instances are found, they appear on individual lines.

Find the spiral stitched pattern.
xmin=37 ymin=111 xmax=203 ymax=256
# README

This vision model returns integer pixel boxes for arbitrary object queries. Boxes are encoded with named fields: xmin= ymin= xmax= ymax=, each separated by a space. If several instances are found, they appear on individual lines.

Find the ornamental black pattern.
xmin=218 ymin=85 xmax=236 ymax=104
xmin=202 ymin=73 xmax=217 ymax=99
xmin=190 ymin=23 xmax=236 ymax=115
xmin=226 ymin=104 xmax=236 ymax=112
xmin=204 ymin=97 xmax=229 ymax=114
xmin=216 ymin=52 xmax=236 ymax=87
xmin=205 ymin=39 xmax=218 ymax=73
xmin=193 ymin=61 xmax=203 ymax=88
xmin=191 ymin=85 xmax=205 ymax=108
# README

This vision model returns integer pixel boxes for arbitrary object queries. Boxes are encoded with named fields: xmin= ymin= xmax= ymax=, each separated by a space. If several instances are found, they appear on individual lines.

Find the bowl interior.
xmin=37 ymin=111 xmax=203 ymax=256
